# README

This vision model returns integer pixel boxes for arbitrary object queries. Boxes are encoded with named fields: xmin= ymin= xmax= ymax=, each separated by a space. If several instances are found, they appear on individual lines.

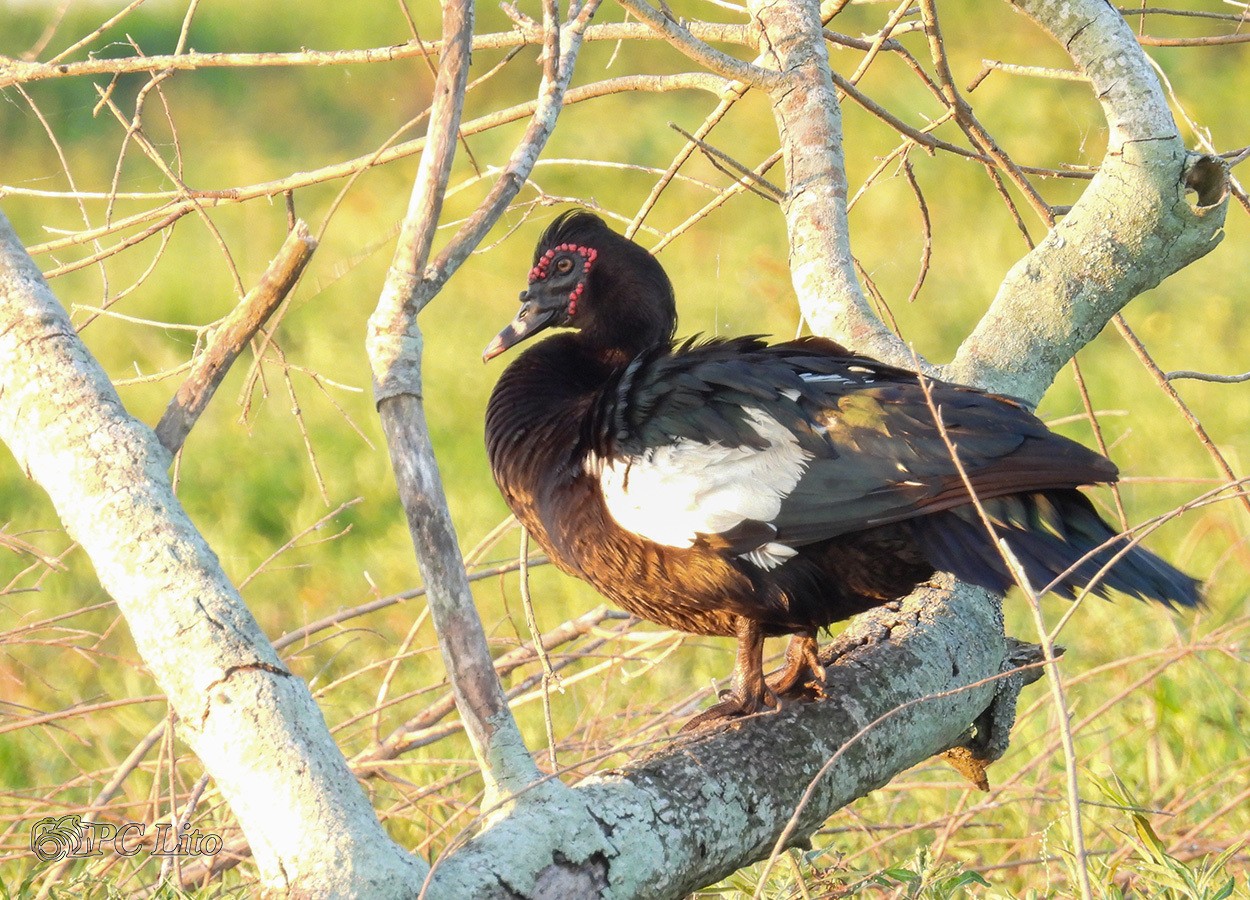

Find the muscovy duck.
xmin=483 ymin=211 xmax=1200 ymax=722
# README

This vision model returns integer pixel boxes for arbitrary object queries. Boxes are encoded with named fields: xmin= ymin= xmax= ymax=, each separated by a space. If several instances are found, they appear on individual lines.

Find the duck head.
xmin=484 ymin=211 xmax=678 ymax=362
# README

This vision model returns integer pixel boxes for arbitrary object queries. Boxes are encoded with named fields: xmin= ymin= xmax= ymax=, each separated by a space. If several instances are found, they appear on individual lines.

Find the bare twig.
xmin=0 ymin=21 xmax=755 ymax=91
xmin=900 ymin=156 xmax=931 ymax=304
xmin=0 ymin=695 xmax=165 ymax=736
xmin=1165 ymin=369 xmax=1250 ymax=384
xmin=353 ymin=607 xmax=631 ymax=768
xmin=912 ymin=370 xmax=1093 ymax=899
xmin=518 ymin=528 xmax=560 ymax=771
xmin=968 ymin=59 xmax=1090 ymax=91
xmin=918 ymin=0 xmax=1054 ymax=226
xmin=667 ymin=123 xmax=785 ymax=201
xmin=615 ymin=0 xmax=780 ymax=88
xmin=1114 ymin=315 xmax=1250 ymax=523
xmin=13 ymin=74 xmax=730 ymax=258
xmin=1137 ymin=32 xmax=1250 ymax=46
xmin=1070 ymin=356 xmax=1129 ymax=529
xmin=154 ymin=220 xmax=316 ymax=454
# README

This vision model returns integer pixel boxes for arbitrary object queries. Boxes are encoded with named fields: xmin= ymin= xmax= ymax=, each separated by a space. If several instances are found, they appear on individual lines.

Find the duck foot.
xmin=681 ymin=616 xmax=774 ymax=732
xmin=679 ymin=689 xmax=776 ymax=732
xmin=766 ymin=632 xmax=826 ymax=701
xmin=681 ymin=626 xmax=828 ymax=732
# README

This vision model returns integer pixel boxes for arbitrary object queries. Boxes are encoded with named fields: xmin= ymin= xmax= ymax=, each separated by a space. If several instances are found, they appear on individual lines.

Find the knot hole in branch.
xmin=1183 ymin=153 xmax=1228 ymax=210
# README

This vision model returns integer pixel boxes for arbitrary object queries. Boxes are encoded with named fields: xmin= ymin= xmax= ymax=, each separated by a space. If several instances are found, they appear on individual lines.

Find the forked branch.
xmin=366 ymin=0 xmax=602 ymax=804
xmin=947 ymin=0 xmax=1229 ymax=403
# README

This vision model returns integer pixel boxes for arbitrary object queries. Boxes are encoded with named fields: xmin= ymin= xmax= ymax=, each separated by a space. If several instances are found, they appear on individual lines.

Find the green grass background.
xmin=0 ymin=0 xmax=1247 ymax=896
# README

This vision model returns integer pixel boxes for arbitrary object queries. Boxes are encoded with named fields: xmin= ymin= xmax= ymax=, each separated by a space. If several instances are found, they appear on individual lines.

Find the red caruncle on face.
xmin=527 ymin=243 xmax=598 ymax=317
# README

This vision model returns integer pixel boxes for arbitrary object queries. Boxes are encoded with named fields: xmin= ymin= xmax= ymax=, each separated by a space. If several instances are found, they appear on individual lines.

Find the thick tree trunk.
xmin=423 ymin=579 xmax=1004 ymax=898
xmin=0 ymin=214 xmax=428 ymax=897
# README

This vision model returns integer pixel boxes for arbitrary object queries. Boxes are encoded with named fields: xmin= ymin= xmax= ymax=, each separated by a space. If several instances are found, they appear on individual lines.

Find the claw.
xmin=766 ymin=633 xmax=827 ymax=700
xmin=681 ymin=624 xmax=828 ymax=731
xmin=680 ymin=689 xmax=772 ymax=732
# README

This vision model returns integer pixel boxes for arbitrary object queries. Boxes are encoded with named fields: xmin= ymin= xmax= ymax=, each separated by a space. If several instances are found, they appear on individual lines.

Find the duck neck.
xmin=575 ymin=309 xmax=674 ymax=367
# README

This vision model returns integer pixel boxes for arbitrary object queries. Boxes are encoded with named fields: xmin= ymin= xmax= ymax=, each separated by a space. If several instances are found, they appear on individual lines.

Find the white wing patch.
xmin=800 ymin=371 xmax=854 ymax=386
xmin=742 ymin=542 xmax=798 ymax=570
xmin=592 ymin=407 xmax=812 ymax=555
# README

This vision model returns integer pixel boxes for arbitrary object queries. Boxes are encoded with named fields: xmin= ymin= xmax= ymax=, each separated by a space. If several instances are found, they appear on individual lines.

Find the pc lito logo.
xmin=30 ymin=814 xmax=222 ymax=862
xmin=31 ymin=815 xmax=85 ymax=862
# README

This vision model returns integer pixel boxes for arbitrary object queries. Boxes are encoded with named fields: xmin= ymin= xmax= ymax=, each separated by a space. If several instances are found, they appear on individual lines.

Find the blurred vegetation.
xmin=0 ymin=0 xmax=1247 ymax=895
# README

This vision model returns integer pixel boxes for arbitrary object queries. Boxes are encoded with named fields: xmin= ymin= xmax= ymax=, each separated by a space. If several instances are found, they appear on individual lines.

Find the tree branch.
xmin=11 ymin=73 xmax=731 ymax=256
xmin=747 ymin=0 xmax=921 ymax=370
xmin=0 ymin=211 xmax=427 ymax=896
xmin=155 ymin=219 xmax=316 ymax=454
xmin=365 ymin=0 xmax=601 ymax=804
xmin=614 ymin=0 xmax=781 ymax=88
xmin=423 ymin=579 xmax=1009 ymax=898
xmin=366 ymin=0 xmax=542 ymax=803
xmin=946 ymin=0 xmax=1229 ymax=404
xmin=0 ymin=22 xmax=754 ymax=90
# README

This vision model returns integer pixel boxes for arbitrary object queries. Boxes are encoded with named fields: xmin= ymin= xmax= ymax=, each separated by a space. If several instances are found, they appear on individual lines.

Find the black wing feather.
xmin=590 ymin=335 xmax=1116 ymax=547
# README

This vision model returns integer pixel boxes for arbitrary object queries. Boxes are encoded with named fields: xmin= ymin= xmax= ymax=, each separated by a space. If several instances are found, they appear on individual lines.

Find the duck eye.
xmin=555 ymin=257 xmax=574 ymax=275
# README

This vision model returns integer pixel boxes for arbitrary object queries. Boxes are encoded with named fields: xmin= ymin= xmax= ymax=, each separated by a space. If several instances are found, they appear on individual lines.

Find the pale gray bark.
xmin=946 ymin=0 xmax=1228 ymax=403
xmin=0 ymin=213 xmax=428 ymax=896
xmin=423 ymin=578 xmax=1003 ymax=899
xmin=748 ymin=0 xmax=921 ymax=370
xmin=366 ymin=0 xmax=601 ymax=806
xmin=367 ymin=0 xmax=543 ymax=804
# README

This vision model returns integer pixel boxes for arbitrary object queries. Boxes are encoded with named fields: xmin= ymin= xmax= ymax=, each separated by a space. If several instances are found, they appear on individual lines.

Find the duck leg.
xmin=682 ymin=616 xmax=771 ymax=730
xmin=683 ymin=623 xmax=829 ymax=730
xmin=727 ymin=615 xmax=771 ymax=713
xmin=766 ymin=631 xmax=826 ymax=700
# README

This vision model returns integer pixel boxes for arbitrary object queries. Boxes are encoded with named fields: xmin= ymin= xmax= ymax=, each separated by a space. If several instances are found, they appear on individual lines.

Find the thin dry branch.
xmin=354 ymin=608 xmax=633 ymax=770
xmin=0 ymin=22 xmax=755 ymax=91
xmin=1165 ymin=369 xmax=1250 ymax=384
xmin=1137 ymin=32 xmax=1250 ymax=46
xmin=10 ymin=73 xmax=730 ymax=258
xmin=614 ymin=0 xmax=781 ymax=88
xmin=154 ymin=220 xmax=316 ymax=454
xmin=1113 ymin=315 xmax=1250 ymax=523
xmin=918 ymin=0 xmax=1054 ymax=227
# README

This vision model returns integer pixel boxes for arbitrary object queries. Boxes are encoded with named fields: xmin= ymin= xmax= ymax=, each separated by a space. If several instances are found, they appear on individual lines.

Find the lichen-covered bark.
xmin=747 ymin=0 xmax=921 ymax=370
xmin=425 ymin=578 xmax=1002 ymax=899
xmin=0 ymin=212 xmax=427 ymax=897
xmin=946 ymin=0 xmax=1228 ymax=402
